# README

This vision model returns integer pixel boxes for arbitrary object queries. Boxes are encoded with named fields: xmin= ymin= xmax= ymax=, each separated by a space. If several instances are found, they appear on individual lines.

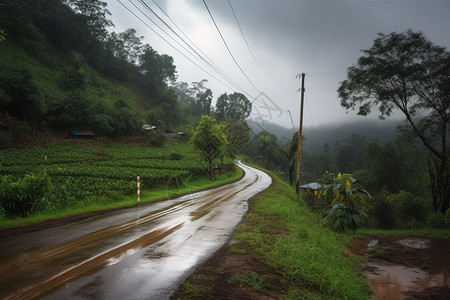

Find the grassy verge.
xmin=178 ymin=171 xmax=371 ymax=299
xmin=0 ymin=168 xmax=243 ymax=231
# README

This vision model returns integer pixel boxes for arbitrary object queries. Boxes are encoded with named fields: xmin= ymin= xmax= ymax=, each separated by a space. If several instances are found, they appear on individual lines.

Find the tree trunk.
xmin=428 ymin=156 xmax=450 ymax=213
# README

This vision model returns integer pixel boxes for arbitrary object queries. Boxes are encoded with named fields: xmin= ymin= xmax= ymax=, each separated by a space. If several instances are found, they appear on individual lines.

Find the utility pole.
xmin=296 ymin=73 xmax=305 ymax=195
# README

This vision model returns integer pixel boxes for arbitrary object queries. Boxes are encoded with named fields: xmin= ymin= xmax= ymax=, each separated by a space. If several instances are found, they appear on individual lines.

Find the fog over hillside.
xmin=248 ymin=118 xmax=403 ymax=151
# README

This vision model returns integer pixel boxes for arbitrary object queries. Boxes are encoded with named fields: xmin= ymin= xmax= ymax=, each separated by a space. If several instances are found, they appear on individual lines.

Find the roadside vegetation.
xmin=0 ymin=141 xmax=239 ymax=230
xmin=176 ymin=170 xmax=371 ymax=299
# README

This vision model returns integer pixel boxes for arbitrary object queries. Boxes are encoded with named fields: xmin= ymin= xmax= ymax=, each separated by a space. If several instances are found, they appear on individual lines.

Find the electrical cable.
xmin=121 ymin=0 xmax=257 ymax=100
xmin=227 ymin=0 xmax=286 ymax=91
xmin=143 ymin=0 xmax=249 ymax=96
xmin=117 ymin=0 xmax=231 ymax=91
xmin=119 ymin=0 xmax=250 ymax=95
xmin=202 ymin=0 xmax=261 ymax=94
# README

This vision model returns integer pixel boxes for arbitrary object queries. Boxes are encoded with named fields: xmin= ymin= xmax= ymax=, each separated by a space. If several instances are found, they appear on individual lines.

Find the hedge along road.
xmin=0 ymin=162 xmax=271 ymax=300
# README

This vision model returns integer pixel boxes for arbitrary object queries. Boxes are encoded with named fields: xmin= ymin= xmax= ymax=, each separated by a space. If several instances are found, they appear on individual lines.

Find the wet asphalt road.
xmin=0 ymin=162 xmax=271 ymax=299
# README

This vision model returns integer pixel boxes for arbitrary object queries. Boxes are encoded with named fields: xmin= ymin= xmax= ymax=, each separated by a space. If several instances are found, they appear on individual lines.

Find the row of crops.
xmin=0 ymin=142 xmax=234 ymax=217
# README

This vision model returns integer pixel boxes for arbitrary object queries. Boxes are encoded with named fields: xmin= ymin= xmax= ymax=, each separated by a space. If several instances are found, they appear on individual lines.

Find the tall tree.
xmin=215 ymin=92 xmax=252 ymax=122
xmin=139 ymin=45 xmax=177 ymax=93
xmin=338 ymin=30 xmax=450 ymax=212
xmin=65 ymin=0 xmax=113 ymax=42
xmin=190 ymin=115 xmax=228 ymax=180
xmin=222 ymin=121 xmax=250 ymax=158
xmin=65 ymin=0 xmax=113 ymax=66
xmin=191 ymin=80 xmax=213 ymax=117
xmin=118 ymin=28 xmax=144 ymax=64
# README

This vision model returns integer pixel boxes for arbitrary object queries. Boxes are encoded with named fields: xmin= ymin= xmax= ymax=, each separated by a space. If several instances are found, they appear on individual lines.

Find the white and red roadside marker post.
xmin=137 ymin=175 xmax=140 ymax=205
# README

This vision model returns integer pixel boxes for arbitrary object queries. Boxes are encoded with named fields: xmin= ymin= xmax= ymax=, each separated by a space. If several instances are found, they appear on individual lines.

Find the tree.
xmin=281 ymin=132 xmax=298 ymax=185
xmin=118 ymin=28 xmax=144 ymax=65
xmin=172 ymin=80 xmax=213 ymax=118
xmin=139 ymin=45 xmax=177 ymax=93
xmin=65 ymin=0 xmax=113 ymax=42
xmin=190 ymin=115 xmax=228 ymax=180
xmin=192 ymin=80 xmax=213 ymax=117
xmin=215 ymin=92 xmax=252 ymax=122
xmin=334 ymin=134 xmax=366 ymax=173
xmin=338 ymin=30 xmax=450 ymax=213
xmin=222 ymin=121 xmax=250 ymax=158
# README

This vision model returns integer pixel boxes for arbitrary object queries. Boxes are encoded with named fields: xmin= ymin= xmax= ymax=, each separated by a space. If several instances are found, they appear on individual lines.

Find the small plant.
xmin=182 ymin=282 xmax=212 ymax=298
xmin=228 ymin=272 xmax=268 ymax=292
xmin=323 ymin=173 xmax=371 ymax=232
xmin=229 ymin=246 xmax=247 ymax=254
xmin=182 ymin=274 xmax=214 ymax=298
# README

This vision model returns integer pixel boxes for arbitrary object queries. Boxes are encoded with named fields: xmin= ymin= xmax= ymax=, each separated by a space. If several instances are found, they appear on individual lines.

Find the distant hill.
xmin=248 ymin=118 xmax=402 ymax=151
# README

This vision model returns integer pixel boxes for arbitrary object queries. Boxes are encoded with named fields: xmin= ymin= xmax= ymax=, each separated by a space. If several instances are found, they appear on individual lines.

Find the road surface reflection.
xmin=0 ymin=162 xmax=271 ymax=299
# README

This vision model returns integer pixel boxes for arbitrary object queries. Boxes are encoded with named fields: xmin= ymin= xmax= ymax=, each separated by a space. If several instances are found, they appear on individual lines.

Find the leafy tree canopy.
xmin=190 ymin=115 xmax=228 ymax=179
xmin=215 ymin=92 xmax=252 ymax=122
xmin=338 ymin=30 xmax=449 ymax=212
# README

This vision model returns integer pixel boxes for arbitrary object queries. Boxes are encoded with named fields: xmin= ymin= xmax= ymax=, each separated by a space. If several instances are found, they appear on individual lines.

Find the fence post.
xmin=137 ymin=175 xmax=140 ymax=205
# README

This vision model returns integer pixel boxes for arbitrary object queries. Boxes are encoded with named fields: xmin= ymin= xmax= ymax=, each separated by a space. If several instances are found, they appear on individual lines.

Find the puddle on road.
xmin=348 ymin=237 xmax=449 ymax=299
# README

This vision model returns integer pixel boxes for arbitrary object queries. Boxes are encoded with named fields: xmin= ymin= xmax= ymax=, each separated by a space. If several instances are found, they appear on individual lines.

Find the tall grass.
xmin=235 ymin=173 xmax=370 ymax=299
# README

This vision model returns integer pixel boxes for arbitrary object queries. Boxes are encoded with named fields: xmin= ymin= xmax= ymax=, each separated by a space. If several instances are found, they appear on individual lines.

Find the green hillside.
xmin=0 ymin=0 xmax=184 ymax=146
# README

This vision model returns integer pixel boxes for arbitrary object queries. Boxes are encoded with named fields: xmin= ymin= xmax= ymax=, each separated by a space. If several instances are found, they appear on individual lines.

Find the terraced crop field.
xmin=0 ymin=141 xmax=234 ymax=216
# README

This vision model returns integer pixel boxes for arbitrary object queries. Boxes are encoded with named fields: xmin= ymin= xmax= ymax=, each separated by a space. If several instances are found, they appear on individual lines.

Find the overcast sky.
xmin=104 ymin=0 xmax=450 ymax=129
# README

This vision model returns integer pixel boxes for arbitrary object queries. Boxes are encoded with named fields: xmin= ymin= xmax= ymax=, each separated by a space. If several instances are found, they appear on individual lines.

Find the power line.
xmin=118 ymin=0 xmax=251 ymax=96
xmin=146 ymin=0 xmax=250 ymax=95
xmin=202 ymin=0 xmax=261 ymax=94
xmin=117 ymin=0 xmax=226 ymax=87
xmin=227 ymin=0 xmax=285 ymax=91
xmin=119 ymin=0 xmax=258 ymax=100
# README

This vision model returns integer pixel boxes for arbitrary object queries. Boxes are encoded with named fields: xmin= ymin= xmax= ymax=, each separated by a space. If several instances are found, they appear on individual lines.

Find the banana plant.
xmin=324 ymin=173 xmax=371 ymax=232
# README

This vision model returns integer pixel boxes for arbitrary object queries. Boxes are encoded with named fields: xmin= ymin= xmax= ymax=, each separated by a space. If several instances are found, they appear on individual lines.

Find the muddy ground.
xmin=173 ymin=234 xmax=449 ymax=299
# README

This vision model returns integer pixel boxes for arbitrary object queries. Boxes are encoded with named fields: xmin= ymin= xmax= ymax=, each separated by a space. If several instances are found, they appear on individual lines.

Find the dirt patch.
xmin=172 ymin=239 xmax=283 ymax=300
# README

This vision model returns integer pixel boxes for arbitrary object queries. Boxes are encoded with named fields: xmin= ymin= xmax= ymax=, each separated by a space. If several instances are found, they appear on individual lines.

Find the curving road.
xmin=0 ymin=162 xmax=271 ymax=299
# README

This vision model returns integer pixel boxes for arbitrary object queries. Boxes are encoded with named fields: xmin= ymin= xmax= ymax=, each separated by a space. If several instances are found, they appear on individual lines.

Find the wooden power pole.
xmin=296 ymin=73 xmax=305 ymax=195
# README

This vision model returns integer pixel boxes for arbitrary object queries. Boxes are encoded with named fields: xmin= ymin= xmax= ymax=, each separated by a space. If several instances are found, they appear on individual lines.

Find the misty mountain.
xmin=248 ymin=118 xmax=402 ymax=152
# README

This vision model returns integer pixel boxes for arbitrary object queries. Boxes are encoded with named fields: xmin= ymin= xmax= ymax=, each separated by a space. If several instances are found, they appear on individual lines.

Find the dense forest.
xmin=0 ymin=0 xmax=448 ymax=229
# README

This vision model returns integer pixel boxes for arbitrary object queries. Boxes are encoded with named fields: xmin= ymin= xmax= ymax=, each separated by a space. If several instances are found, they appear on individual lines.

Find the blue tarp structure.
xmin=71 ymin=131 xmax=95 ymax=137
xmin=299 ymin=183 xmax=322 ymax=190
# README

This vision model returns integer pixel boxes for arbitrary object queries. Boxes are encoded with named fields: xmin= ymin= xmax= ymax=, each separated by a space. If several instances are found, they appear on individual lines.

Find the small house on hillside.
xmin=166 ymin=130 xmax=188 ymax=140
xmin=71 ymin=130 xmax=95 ymax=138
xmin=300 ymin=182 xmax=324 ymax=209
xmin=299 ymin=182 xmax=322 ymax=192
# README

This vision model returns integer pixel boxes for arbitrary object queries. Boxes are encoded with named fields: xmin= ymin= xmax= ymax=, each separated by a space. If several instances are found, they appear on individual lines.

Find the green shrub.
xmin=394 ymin=192 xmax=429 ymax=228
xmin=371 ymin=190 xmax=396 ymax=229
xmin=426 ymin=209 xmax=450 ymax=229
xmin=0 ymin=170 xmax=51 ymax=217
xmin=146 ymin=130 xmax=167 ymax=147
xmin=323 ymin=173 xmax=370 ymax=232
xmin=370 ymin=190 xmax=431 ymax=229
